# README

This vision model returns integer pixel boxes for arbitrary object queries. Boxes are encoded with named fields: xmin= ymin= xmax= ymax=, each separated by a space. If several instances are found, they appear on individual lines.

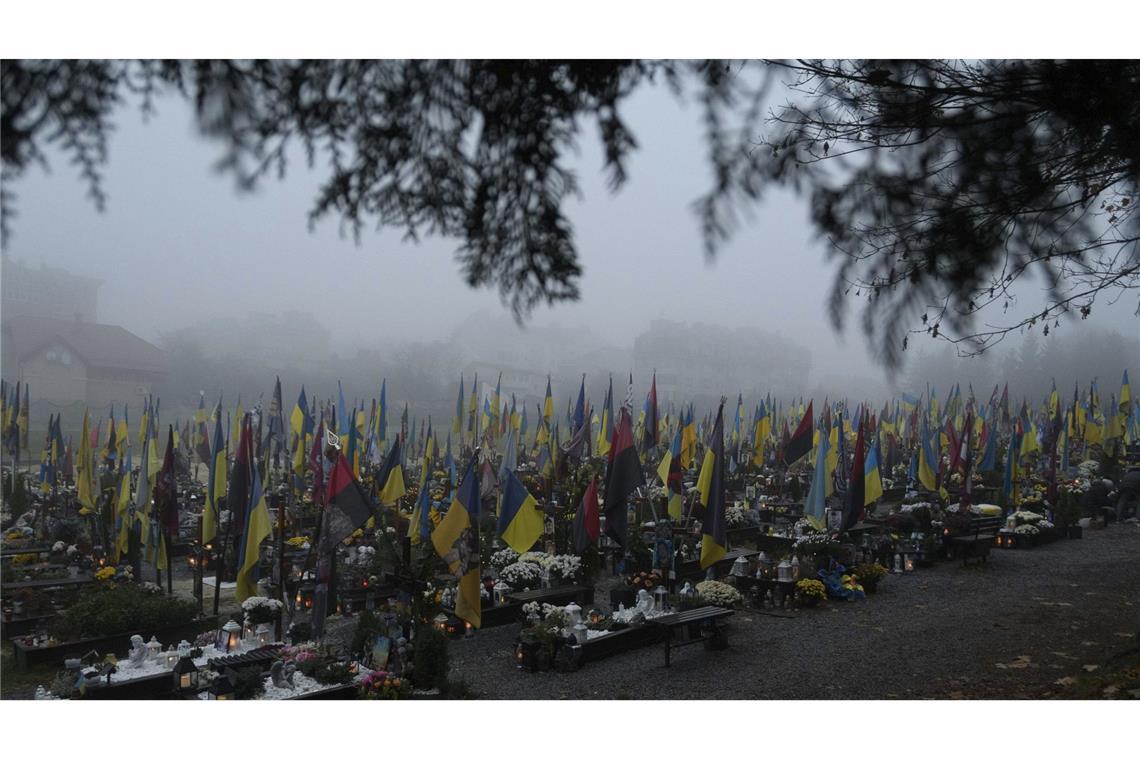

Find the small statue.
xmin=269 ymin=660 xmax=296 ymax=689
xmin=635 ymin=588 xmax=653 ymax=613
xmin=128 ymin=635 xmax=147 ymax=667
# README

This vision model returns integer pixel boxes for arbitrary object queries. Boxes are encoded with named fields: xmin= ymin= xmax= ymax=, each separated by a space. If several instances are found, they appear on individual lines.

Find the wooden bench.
xmin=646 ymin=605 xmax=734 ymax=667
xmin=946 ymin=515 xmax=1002 ymax=566
xmin=1 ymin=544 xmax=54 ymax=560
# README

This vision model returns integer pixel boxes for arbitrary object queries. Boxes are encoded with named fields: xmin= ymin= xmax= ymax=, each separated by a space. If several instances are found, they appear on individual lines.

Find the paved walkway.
xmin=448 ymin=525 xmax=1140 ymax=698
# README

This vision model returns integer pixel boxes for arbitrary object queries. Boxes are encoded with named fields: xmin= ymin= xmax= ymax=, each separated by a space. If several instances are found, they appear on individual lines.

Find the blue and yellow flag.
xmin=863 ymin=432 xmax=883 ymax=506
xmin=543 ymin=376 xmax=554 ymax=428
xmin=236 ymin=457 xmax=273 ymax=602
xmin=432 ymin=459 xmax=482 ymax=627
xmin=698 ymin=403 xmax=727 ymax=569
xmin=680 ymin=405 xmax=697 ymax=469
xmin=918 ymin=418 xmax=939 ymax=492
xmin=377 ymin=437 xmax=406 ymax=506
xmin=657 ymin=426 xmax=684 ymax=520
xmin=203 ymin=407 xmax=226 ymax=545
xmin=1120 ymin=369 xmax=1132 ymax=417
xmin=804 ymin=423 xmax=830 ymax=529
xmin=409 ymin=424 xmax=434 ymax=544
xmin=753 ymin=399 xmax=771 ymax=466
xmin=498 ymin=469 xmax=544 ymax=554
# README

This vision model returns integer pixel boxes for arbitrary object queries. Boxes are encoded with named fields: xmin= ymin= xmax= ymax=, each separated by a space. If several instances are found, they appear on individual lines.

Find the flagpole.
xmin=212 ymin=496 xmax=230 ymax=618
xmin=276 ymin=485 xmax=287 ymax=642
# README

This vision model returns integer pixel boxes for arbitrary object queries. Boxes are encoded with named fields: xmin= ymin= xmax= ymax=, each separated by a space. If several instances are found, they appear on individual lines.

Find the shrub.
xmin=412 ymin=624 xmax=449 ymax=691
xmin=49 ymin=584 xmax=199 ymax=641
xmin=231 ymin=668 xmax=266 ymax=700
xmin=350 ymin=610 xmax=384 ymax=657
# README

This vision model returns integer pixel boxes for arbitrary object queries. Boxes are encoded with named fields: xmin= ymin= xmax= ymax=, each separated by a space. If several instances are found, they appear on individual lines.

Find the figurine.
xmin=269 ymin=660 xmax=296 ymax=689
xmin=635 ymin=588 xmax=653 ymax=613
xmin=128 ymin=635 xmax=147 ymax=667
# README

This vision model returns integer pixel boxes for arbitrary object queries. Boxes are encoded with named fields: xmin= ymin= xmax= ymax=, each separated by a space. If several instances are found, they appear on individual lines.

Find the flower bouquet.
xmin=541 ymin=554 xmax=582 ymax=585
xmin=499 ymin=561 xmax=543 ymax=590
xmin=359 ymin=670 xmax=409 ymax=700
xmin=852 ymin=562 xmax=887 ymax=593
xmin=695 ymin=580 xmax=742 ymax=609
xmin=795 ymin=578 xmax=826 ymax=607
xmin=242 ymin=596 xmax=285 ymax=625
xmin=626 ymin=569 xmax=663 ymax=591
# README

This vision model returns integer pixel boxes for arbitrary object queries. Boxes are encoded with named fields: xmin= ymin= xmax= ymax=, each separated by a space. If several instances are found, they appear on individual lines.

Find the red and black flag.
xmin=308 ymin=417 xmax=326 ymax=502
xmin=155 ymin=425 xmax=179 ymax=536
xmin=641 ymin=372 xmax=658 ymax=453
xmin=945 ymin=417 xmax=961 ymax=473
xmin=573 ymin=474 xmax=601 ymax=554
xmin=842 ymin=417 xmax=865 ymax=533
xmin=321 ymin=451 xmax=374 ymax=551
xmin=603 ymin=407 xmax=644 ymax=550
xmin=227 ymin=415 xmax=253 ymax=538
xmin=783 ymin=400 xmax=814 ymax=466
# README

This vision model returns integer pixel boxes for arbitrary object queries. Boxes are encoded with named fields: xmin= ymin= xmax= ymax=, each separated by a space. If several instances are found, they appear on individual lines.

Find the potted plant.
xmin=694 ymin=580 xmax=743 ymax=609
xmin=795 ymin=579 xmax=826 ymax=608
xmin=853 ymin=563 xmax=887 ymax=593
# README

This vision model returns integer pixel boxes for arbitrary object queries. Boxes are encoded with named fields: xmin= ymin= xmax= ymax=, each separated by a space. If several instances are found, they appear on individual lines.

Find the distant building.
xmin=1 ymin=316 xmax=167 ymax=410
xmin=1 ymin=257 xmax=167 ymax=435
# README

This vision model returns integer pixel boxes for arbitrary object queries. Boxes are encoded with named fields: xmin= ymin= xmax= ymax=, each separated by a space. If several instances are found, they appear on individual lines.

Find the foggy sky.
xmin=4 ymin=76 xmax=1135 ymax=387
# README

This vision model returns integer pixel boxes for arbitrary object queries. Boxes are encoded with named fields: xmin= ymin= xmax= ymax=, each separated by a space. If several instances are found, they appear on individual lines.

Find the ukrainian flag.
xmin=409 ymin=426 xmax=433 ymax=544
xmin=377 ymin=438 xmax=406 ymax=505
xmin=203 ymin=409 xmax=226 ymax=545
xmin=680 ymin=406 xmax=697 ymax=469
xmin=113 ymin=471 xmax=131 ymax=562
xmin=1121 ymin=370 xmax=1132 ymax=414
xmin=804 ymin=425 xmax=830 ymax=529
xmin=918 ymin=419 xmax=938 ymax=492
xmin=236 ymin=461 xmax=273 ymax=602
xmin=432 ymin=459 xmax=482 ymax=627
xmin=753 ymin=400 xmax=771 ymax=466
xmin=498 ymin=469 xmax=544 ymax=554
xmin=698 ymin=403 xmax=727 ymax=569
xmin=542 ymin=376 xmax=554 ymax=427
xmin=657 ymin=427 xmax=684 ymax=520
xmin=863 ymin=433 xmax=883 ymax=506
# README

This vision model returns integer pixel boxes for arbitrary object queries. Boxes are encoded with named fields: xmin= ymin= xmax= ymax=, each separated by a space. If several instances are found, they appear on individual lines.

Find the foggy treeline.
xmin=157 ymin=309 xmax=1138 ymax=425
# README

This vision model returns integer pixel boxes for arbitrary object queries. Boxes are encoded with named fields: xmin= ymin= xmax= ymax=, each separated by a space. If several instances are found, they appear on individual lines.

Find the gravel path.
xmin=448 ymin=525 xmax=1140 ymax=699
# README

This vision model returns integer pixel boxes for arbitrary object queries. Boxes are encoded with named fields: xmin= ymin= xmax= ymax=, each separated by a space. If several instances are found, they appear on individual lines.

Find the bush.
xmin=230 ymin=668 xmax=266 ymax=700
xmin=287 ymin=621 xmax=312 ymax=644
xmin=49 ymin=584 xmax=199 ymax=641
xmin=350 ymin=610 xmax=384 ymax=657
xmin=412 ymin=624 xmax=449 ymax=691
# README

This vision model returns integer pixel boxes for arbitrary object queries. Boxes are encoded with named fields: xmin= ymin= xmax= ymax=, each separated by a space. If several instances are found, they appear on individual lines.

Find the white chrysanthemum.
xmin=500 ymin=561 xmax=543 ymax=587
xmin=695 ymin=580 xmax=742 ymax=608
